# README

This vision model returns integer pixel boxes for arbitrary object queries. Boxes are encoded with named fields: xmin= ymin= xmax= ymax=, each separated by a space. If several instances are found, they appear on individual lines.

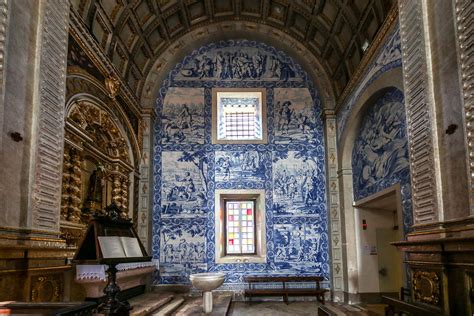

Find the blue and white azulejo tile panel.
xmin=161 ymin=88 xmax=205 ymax=145
xmin=272 ymin=151 xmax=326 ymax=216
xmin=153 ymin=40 xmax=329 ymax=286
xmin=161 ymin=151 xmax=209 ymax=218
xmin=273 ymin=88 xmax=319 ymax=144
xmin=351 ymin=87 xmax=412 ymax=232
xmin=159 ymin=218 xmax=207 ymax=284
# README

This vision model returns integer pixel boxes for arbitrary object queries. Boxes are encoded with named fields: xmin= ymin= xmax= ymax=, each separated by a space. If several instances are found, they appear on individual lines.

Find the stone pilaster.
xmin=137 ymin=110 xmax=154 ymax=251
xmin=454 ymin=0 xmax=474 ymax=215
xmin=323 ymin=110 xmax=345 ymax=301
xmin=0 ymin=0 xmax=8 ymax=152
xmin=29 ymin=0 xmax=70 ymax=232
xmin=398 ymin=0 xmax=443 ymax=225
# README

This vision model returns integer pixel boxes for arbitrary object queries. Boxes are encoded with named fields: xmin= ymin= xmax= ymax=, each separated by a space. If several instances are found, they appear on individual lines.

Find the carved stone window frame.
xmin=214 ymin=189 xmax=267 ymax=264
xmin=211 ymin=88 xmax=267 ymax=144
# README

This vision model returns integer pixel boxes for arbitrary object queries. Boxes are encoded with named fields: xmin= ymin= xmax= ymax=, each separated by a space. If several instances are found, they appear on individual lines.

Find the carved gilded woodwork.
xmin=68 ymin=101 xmax=131 ymax=164
xmin=60 ymin=146 xmax=83 ymax=223
xmin=412 ymin=270 xmax=440 ymax=306
xmin=30 ymin=275 xmax=62 ymax=302
xmin=104 ymin=75 xmax=121 ymax=99
xmin=60 ymin=100 xmax=134 ymax=231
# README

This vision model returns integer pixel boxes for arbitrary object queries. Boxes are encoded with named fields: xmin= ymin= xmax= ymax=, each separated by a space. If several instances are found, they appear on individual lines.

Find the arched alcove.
xmin=152 ymin=39 xmax=330 ymax=288
xmin=60 ymin=73 xmax=140 ymax=247
xmin=337 ymin=69 xmax=412 ymax=300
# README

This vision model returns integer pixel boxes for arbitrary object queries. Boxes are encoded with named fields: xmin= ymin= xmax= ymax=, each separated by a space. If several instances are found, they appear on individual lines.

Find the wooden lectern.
xmin=73 ymin=202 xmax=151 ymax=316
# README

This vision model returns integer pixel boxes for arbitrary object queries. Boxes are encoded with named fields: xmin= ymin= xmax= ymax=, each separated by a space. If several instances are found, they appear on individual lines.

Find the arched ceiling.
xmin=71 ymin=0 xmax=395 ymax=102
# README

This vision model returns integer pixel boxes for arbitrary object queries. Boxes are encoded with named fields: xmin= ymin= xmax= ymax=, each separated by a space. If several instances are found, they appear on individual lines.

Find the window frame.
xmin=212 ymin=88 xmax=267 ymax=144
xmin=223 ymin=198 xmax=257 ymax=256
xmin=214 ymin=189 xmax=267 ymax=264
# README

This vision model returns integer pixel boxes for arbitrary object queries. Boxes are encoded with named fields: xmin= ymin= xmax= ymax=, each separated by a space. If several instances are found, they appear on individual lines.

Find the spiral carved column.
xmin=60 ymin=147 xmax=83 ymax=223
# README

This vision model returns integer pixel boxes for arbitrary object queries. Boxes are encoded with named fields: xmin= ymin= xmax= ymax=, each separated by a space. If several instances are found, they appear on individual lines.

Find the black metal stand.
xmin=98 ymin=262 xmax=132 ymax=316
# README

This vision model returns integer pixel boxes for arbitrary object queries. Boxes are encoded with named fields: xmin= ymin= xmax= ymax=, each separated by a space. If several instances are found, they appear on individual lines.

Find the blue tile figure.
xmin=274 ymin=88 xmax=318 ymax=144
xmin=161 ymin=151 xmax=209 ymax=217
xmin=162 ymin=88 xmax=205 ymax=144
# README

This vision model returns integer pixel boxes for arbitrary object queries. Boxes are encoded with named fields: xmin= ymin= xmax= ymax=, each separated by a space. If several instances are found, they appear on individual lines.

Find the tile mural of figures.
xmin=153 ymin=40 xmax=330 ymax=285
xmin=161 ymin=151 xmax=209 ymax=217
xmin=274 ymin=223 xmax=324 ymax=264
xmin=175 ymin=44 xmax=301 ymax=81
xmin=273 ymin=151 xmax=325 ymax=215
xmin=274 ymin=88 xmax=317 ymax=144
xmin=352 ymin=88 xmax=409 ymax=200
xmin=161 ymin=88 xmax=204 ymax=144
xmin=215 ymin=151 xmax=266 ymax=183
xmin=159 ymin=218 xmax=207 ymax=282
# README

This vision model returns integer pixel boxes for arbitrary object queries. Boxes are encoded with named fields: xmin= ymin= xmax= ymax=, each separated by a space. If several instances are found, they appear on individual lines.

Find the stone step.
xmin=172 ymin=293 xmax=233 ymax=316
xmin=128 ymin=292 xmax=174 ymax=316
xmin=151 ymin=297 xmax=185 ymax=316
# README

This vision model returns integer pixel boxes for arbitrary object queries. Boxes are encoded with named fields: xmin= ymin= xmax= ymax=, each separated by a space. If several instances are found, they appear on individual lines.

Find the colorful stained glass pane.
xmin=225 ymin=200 xmax=255 ymax=255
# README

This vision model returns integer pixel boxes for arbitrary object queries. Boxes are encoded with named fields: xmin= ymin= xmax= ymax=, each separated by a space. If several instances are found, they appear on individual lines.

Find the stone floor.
xmin=228 ymin=301 xmax=384 ymax=316
xmin=127 ymin=292 xmax=386 ymax=316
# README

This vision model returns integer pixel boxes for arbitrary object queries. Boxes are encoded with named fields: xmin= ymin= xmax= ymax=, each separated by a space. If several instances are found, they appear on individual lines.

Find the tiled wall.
xmin=351 ymin=88 xmax=412 ymax=231
xmin=152 ymin=40 xmax=329 ymax=286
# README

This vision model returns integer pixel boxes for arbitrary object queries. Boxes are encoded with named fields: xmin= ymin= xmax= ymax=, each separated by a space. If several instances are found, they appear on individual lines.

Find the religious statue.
xmin=84 ymin=164 xmax=106 ymax=212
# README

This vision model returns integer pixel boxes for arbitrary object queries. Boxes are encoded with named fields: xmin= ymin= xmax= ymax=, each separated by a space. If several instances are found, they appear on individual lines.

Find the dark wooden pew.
xmin=244 ymin=276 xmax=328 ymax=304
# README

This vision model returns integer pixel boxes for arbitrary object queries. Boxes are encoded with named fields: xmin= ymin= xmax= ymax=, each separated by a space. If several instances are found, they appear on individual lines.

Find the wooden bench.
xmin=243 ymin=276 xmax=328 ymax=305
xmin=382 ymin=296 xmax=445 ymax=316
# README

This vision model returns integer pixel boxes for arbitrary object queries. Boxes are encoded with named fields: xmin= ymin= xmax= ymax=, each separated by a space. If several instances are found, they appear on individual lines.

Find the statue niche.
xmin=60 ymin=101 xmax=135 ymax=246
xmin=83 ymin=164 xmax=106 ymax=215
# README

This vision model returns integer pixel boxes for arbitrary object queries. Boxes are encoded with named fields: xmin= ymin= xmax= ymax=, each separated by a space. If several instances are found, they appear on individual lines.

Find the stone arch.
xmin=140 ymin=22 xmax=336 ymax=111
xmin=65 ymin=73 xmax=141 ymax=168
xmin=336 ymin=67 xmax=406 ymax=297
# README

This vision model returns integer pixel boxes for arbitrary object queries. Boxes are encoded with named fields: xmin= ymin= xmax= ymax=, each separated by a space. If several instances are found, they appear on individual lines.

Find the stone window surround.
xmin=214 ymin=189 xmax=267 ymax=263
xmin=211 ymin=88 xmax=267 ymax=144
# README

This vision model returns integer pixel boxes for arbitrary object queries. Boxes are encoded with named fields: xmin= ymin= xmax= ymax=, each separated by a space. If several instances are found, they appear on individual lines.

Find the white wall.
xmin=355 ymin=207 xmax=402 ymax=293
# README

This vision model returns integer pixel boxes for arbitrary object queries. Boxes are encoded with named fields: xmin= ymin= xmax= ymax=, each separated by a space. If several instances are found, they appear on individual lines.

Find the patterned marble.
xmin=153 ymin=40 xmax=329 ymax=286
xmin=351 ymin=88 xmax=412 ymax=231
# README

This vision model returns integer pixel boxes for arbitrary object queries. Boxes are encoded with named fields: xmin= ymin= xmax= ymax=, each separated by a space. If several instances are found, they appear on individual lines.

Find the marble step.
xmin=128 ymin=292 xmax=175 ymax=316
xmin=151 ymin=297 xmax=186 ymax=316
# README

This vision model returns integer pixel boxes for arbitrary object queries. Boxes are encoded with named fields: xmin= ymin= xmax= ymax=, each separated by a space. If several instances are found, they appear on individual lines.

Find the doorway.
xmin=354 ymin=184 xmax=404 ymax=299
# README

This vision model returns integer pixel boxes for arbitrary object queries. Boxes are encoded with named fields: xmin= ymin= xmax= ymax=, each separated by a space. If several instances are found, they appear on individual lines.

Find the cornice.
xmin=335 ymin=3 xmax=399 ymax=113
xmin=69 ymin=9 xmax=141 ymax=117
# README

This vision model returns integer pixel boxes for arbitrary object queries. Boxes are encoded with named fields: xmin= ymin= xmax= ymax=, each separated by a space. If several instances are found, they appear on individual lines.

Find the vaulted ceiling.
xmin=71 ymin=0 xmax=395 ymax=100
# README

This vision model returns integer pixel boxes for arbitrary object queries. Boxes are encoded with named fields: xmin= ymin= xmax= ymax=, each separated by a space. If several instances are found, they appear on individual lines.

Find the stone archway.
xmin=337 ymin=68 xmax=406 ymax=302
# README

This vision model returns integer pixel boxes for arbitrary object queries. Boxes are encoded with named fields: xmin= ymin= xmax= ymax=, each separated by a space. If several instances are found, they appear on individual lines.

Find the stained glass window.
xmin=225 ymin=200 xmax=256 ymax=255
